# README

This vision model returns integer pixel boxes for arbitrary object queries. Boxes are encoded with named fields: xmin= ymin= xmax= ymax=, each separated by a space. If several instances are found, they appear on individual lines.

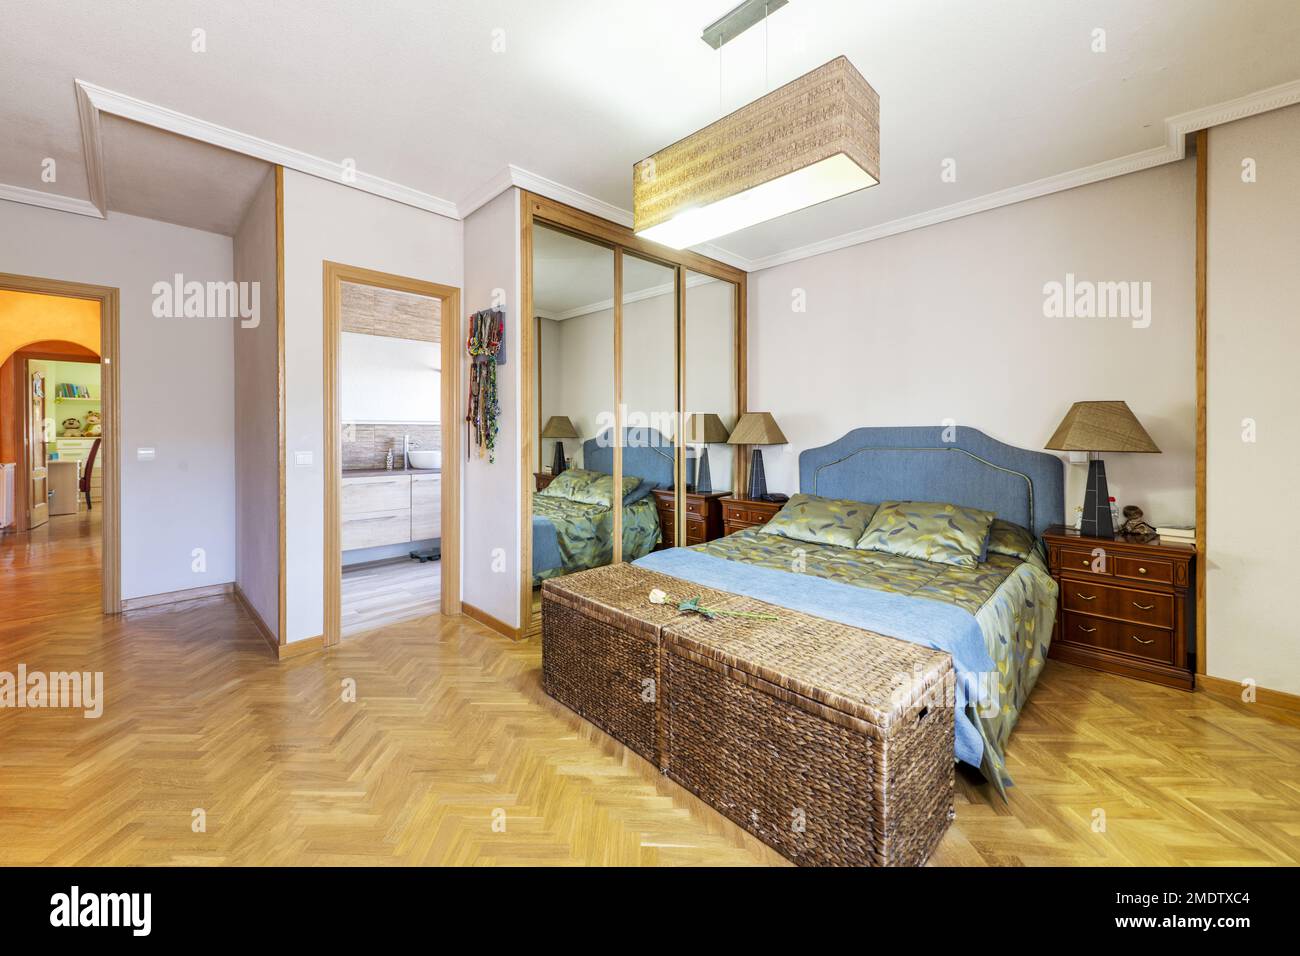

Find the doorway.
xmin=322 ymin=262 xmax=461 ymax=645
xmin=0 ymin=274 xmax=120 ymax=613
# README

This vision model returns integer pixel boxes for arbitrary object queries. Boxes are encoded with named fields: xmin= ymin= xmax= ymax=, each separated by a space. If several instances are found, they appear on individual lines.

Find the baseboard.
xmin=233 ymin=584 xmax=280 ymax=656
xmin=120 ymin=582 xmax=233 ymax=611
xmin=1198 ymin=674 xmax=1300 ymax=714
xmin=462 ymin=601 xmax=521 ymax=641
xmin=277 ymin=634 xmax=325 ymax=660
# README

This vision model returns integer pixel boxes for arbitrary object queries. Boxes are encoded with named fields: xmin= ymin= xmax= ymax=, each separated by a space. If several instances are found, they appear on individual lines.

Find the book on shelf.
xmin=1156 ymin=526 xmax=1196 ymax=541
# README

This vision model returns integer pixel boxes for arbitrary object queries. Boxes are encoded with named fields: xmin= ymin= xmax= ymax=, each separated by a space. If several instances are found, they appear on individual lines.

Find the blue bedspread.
xmin=634 ymin=547 xmax=993 ymax=768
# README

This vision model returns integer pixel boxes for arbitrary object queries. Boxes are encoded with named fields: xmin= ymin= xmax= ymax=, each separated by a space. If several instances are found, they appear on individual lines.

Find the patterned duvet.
xmin=689 ymin=528 xmax=1059 ymax=792
xmin=533 ymin=494 xmax=661 ymax=586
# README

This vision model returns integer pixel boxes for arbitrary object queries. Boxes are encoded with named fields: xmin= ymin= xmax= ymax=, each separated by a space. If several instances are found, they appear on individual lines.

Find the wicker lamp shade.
xmin=684 ymin=413 xmax=730 ymax=444
xmin=727 ymin=412 xmax=786 ymax=446
xmin=541 ymin=416 xmax=579 ymax=440
xmin=633 ymin=56 xmax=879 ymax=249
xmin=1045 ymin=401 xmax=1160 ymax=453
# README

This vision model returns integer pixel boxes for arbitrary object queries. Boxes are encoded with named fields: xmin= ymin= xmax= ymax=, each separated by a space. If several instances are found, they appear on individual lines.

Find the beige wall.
xmin=1206 ymin=104 xmax=1300 ymax=695
xmin=281 ymin=170 xmax=463 ymax=642
xmin=747 ymin=159 xmax=1197 ymax=528
xmin=461 ymin=187 xmax=521 ymax=627
xmin=0 ymin=201 xmax=236 ymax=600
xmin=232 ymin=169 xmax=280 ymax=639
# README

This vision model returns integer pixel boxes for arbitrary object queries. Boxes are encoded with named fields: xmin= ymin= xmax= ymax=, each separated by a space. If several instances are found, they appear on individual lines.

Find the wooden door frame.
xmin=0 ymin=272 xmax=121 ymax=614
xmin=518 ymin=191 xmax=748 ymax=636
xmin=322 ymin=261 xmax=462 ymax=647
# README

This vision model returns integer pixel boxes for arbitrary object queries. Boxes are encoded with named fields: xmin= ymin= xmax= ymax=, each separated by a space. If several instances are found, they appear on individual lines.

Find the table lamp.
xmin=541 ymin=416 xmax=579 ymax=475
xmin=1045 ymin=401 xmax=1160 ymax=537
xmin=684 ymin=412 xmax=731 ymax=494
xmin=727 ymin=411 xmax=787 ymax=500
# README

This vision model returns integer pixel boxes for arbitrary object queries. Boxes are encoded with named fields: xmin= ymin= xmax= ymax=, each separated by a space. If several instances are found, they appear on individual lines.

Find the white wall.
xmin=1206 ymin=104 xmax=1300 ymax=695
xmin=281 ymin=170 xmax=462 ymax=642
xmin=461 ymin=188 xmax=521 ymax=627
xmin=747 ymin=159 xmax=1197 ymax=527
xmin=232 ymin=169 xmax=280 ymax=637
xmin=0 ymin=201 xmax=236 ymax=600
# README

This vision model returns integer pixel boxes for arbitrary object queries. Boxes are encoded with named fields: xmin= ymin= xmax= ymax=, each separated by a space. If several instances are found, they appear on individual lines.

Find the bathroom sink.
xmin=408 ymin=450 xmax=441 ymax=470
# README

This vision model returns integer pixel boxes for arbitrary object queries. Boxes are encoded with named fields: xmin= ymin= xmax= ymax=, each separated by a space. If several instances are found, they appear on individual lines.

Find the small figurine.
xmin=1118 ymin=505 xmax=1157 ymax=541
xmin=81 ymin=410 xmax=102 ymax=437
xmin=61 ymin=417 xmax=83 ymax=437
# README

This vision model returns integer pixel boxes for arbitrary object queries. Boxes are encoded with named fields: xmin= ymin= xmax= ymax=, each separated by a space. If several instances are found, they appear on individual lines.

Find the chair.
xmin=80 ymin=438 xmax=101 ymax=511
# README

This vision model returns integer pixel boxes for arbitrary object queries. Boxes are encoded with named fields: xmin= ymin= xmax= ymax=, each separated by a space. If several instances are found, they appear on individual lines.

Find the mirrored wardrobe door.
xmin=620 ymin=251 xmax=680 ymax=553
xmin=532 ymin=223 xmax=615 ymax=584
xmin=684 ymin=271 xmax=739 ymax=521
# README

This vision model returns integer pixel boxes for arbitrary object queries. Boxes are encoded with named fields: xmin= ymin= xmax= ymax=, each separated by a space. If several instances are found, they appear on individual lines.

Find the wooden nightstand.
xmin=720 ymin=496 xmax=784 ymax=536
xmin=1043 ymin=525 xmax=1196 ymax=690
xmin=534 ymin=472 xmax=556 ymax=492
xmin=652 ymin=489 xmax=729 ymax=548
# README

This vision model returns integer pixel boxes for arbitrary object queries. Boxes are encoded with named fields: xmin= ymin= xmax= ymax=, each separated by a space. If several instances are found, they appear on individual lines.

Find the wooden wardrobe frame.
xmin=518 ymin=191 xmax=748 ymax=637
xmin=0 ymin=272 xmax=121 ymax=614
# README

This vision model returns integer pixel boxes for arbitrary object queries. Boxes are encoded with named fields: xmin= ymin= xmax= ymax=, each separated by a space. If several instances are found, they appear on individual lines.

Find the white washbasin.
xmin=408 ymin=449 xmax=441 ymax=470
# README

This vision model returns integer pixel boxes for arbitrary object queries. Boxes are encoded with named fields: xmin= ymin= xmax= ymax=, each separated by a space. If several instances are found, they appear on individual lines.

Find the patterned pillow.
xmin=985 ymin=519 xmax=1039 ymax=561
xmin=759 ymin=493 xmax=878 ymax=549
xmin=855 ymin=500 xmax=997 ymax=568
xmin=538 ymin=468 xmax=639 ymax=507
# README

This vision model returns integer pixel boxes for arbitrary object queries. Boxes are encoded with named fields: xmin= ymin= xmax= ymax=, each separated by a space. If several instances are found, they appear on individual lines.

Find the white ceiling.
xmin=2 ymin=0 xmax=1299 ymax=264
xmin=101 ymin=115 xmax=271 ymax=235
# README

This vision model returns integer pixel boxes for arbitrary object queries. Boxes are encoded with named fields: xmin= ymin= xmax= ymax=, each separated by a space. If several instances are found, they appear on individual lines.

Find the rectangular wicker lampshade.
xmin=684 ymin=412 xmax=730 ymax=444
xmin=1045 ymin=401 xmax=1160 ymax=453
xmin=727 ymin=412 xmax=786 ymax=446
xmin=541 ymin=415 xmax=579 ymax=440
xmin=633 ymin=56 xmax=879 ymax=249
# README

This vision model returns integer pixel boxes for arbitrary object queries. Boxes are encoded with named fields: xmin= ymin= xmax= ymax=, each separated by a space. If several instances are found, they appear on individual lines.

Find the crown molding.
xmin=0 ymin=181 xmax=103 ymax=218
xmin=74 ymin=79 xmax=460 ymax=219
xmin=738 ymin=75 xmax=1300 ymax=272
xmin=6 ymin=76 xmax=1297 ymax=273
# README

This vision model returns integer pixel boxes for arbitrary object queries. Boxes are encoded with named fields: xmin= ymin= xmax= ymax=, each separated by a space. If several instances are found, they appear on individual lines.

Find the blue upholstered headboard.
xmin=798 ymin=426 xmax=1064 ymax=538
xmin=583 ymin=426 xmax=691 ymax=490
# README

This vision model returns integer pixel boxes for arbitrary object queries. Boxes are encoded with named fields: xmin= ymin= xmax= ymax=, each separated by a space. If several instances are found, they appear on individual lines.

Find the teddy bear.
xmin=61 ymin=417 xmax=83 ymax=438
xmin=81 ymin=410 xmax=102 ymax=438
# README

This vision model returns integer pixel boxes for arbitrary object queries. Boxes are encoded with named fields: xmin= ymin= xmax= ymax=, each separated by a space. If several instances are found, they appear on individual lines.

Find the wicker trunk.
xmin=540 ymin=564 xmax=744 ymax=765
xmin=541 ymin=564 xmax=956 ymax=866
xmin=664 ymin=602 xmax=955 ymax=867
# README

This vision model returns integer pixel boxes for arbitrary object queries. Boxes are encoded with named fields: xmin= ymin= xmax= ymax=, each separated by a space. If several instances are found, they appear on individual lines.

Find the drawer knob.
xmin=1129 ymin=635 xmax=1154 ymax=645
xmin=1132 ymin=602 xmax=1154 ymax=611
xmin=1081 ymin=559 xmax=1089 ymax=566
xmin=1075 ymin=593 xmax=1096 ymax=601
xmin=1138 ymin=567 xmax=1147 ymax=574
xmin=1077 ymin=625 xmax=1097 ymax=633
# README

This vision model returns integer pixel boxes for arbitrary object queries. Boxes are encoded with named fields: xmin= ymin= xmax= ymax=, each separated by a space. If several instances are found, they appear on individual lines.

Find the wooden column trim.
xmin=1195 ymin=128 xmax=1208 ymax=675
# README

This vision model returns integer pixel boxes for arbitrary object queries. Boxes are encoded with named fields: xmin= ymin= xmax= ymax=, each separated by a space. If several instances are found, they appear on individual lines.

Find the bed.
xmin=533 ymin=427 xmax=690 ymax=585
xmin=635 ymin=425 xmax=1063 ymax=794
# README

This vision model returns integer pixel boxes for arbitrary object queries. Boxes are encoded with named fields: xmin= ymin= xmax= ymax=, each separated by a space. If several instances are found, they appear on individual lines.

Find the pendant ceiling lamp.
xmin=634 ymin=3 xmax=879 ymax=250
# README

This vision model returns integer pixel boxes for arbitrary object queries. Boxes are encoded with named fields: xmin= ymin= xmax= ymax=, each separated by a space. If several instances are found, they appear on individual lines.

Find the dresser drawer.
xmin=342 ymin=509 xmax=412 ymax=550
xmin=411 ymin=475 xmax=441 ymax=540
xmin=1058 ymin=546 xmax=1113 ymax=576
xmin=684 ymin=498 xmax=706 ymax=517
xmin=1060 ymin=580 xmax=1174 ymax=629
xmin=1113 ymin=555 xmax=1173 ymax=585
xmin=1061 ymin=611 xmax=1174 ymax=665
xmin=684 ymin=516 xmax=708 ymax=545
xmin=342 ymin=475 xmax=411 ymax=516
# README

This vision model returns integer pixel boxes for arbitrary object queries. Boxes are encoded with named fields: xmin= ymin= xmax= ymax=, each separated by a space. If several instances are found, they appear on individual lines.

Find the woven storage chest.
xmin=663 ymin=599 xmax=956 ymax=867
xmin=540 ymin=564 xmax=745 ymax=765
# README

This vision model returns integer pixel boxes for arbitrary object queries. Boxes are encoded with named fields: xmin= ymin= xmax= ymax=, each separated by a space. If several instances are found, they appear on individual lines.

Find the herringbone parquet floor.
xmin=3 ymin=512 xmax=1299 ymax=865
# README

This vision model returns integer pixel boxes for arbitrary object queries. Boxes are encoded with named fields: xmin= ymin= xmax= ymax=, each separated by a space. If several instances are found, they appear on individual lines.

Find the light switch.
xmin=295 ymin=450 xmax=314 ymax=467
xmin=137 ymin=447 xmax=156 ymax=461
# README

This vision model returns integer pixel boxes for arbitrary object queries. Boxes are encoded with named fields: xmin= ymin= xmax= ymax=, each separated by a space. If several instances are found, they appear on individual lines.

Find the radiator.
xmin=0 ymin=463 xmax=14 ymax=529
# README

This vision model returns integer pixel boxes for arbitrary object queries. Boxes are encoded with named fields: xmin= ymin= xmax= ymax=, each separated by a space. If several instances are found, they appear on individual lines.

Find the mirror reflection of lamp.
xmin=684 ymin=413 xmax=731 ymax=494
xmin=541 ymin=416 xmax=579 ymax=475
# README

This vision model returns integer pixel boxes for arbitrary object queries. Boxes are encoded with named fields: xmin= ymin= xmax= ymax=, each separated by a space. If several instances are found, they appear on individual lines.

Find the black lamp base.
xmin=551 ymin=441 xmax=567 ymax=476
xmin=696 ymin=447 xmax=712 ymax=494
xmin=747 ymin=448 xmax=768 ymax=500
xmin=1079 ymin=457 xmax=1113 ymax=538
